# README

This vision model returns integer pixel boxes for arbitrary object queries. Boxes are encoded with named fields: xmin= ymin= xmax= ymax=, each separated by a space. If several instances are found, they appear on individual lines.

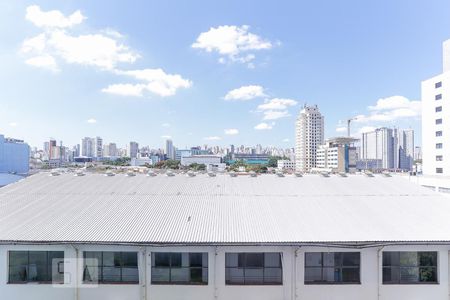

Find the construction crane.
xmin=347 ymin=117 xmax=357 ymax=137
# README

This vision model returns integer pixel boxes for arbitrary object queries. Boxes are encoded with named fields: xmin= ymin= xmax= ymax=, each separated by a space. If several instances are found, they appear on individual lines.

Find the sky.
xmin=0 ymin=0 xmax=449 ymax=149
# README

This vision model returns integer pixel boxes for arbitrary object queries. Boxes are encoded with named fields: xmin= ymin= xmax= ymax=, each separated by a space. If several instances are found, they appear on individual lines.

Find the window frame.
xmin=382 ymin=251 xmax=438 ymax=285
xmin=82 ymin=251 xmax=139 ymax=284
xmin=435 ymin=94 xmax=442 ymax=100
xmin=304 ymin=252 xmax=361 ymax=285
xmin=151 ymin=252 xmax=208 ymax=285
xmin=435 ymin=82 xmax=442 ymax=88
xmin=225 ymin=252 xmax=283 ymax=286
xmin=8 ymin=251 xmax=65 ymax=284
xmin=436 ymin=106 xmax=442 ymax=112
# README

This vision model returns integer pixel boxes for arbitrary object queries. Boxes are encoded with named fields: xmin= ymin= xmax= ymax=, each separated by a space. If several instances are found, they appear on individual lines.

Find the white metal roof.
xmin=0 ymin=172 xmax=449 ymax=246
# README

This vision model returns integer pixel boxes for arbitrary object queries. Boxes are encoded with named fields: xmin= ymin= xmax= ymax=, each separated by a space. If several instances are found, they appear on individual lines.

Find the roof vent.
xmin=105 ymin=172 xmax=115 ymax=177
xmin=207 ymin=172 xmax=216 ymax=177
xmin=229 ymin=171 xmax=237 ymax=177
xmin=364 ymin=172 xmax=375 ymax=177
xmin=50 ymin=171 xmax=60 ymax=176
xmin=166 ymin=171 xmax=175 ymax=177
xmin=294 ymin=172 xmax=303 ymax=177
xmin=320 ymin=172 xmax=330 ymax=178
xmin=382 ymin=172 xmax=392 ymax=177
xmin=126 ymin=172 xmax=136 ymax=177
xmin=147 ymin=171 xmax=157 ymax=177
xmin=187 ymin=171 xmax=196 ymax=177
xmin=338 ymin=172 xmax=348 ymax=177
xmin=74 ymin=172 xmax=85 ymax=177
xmin=249 ymin=171 xmax=257 ymax=177
xmin=276 ymin=172 xmax=285 ymax=177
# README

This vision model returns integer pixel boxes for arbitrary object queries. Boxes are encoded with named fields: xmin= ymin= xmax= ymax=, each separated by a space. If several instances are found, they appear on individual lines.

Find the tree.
xmin=189 ymin=163 xmax=206 ymax=171
xmin=267 ymin=156 xmax=287 ymax=168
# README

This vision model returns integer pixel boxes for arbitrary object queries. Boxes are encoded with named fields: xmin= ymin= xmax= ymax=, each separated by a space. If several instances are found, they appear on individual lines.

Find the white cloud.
xmin=25 ymin=55 xmax=59 ymax=72
xmin=358 ymin=126 xmax=378 ymax=134
xmin=105 ymin=69 xmax=192 ymax=97
xmin=354 ymin=96 xmax=421 ymax=123
xmin=161 ymin=135 xmax=172 ymax=139
xmin=254 ymin=122 xmax=274 ymax=130
xmin=224 ymin=85 xmax=266 ymax=101
xmin=204 ymin=136 xmax=222 ymax=141
xmin=282 ymin=138 xmax=290 ymax=142
xmin=257 ymin=98 xmax=298 ymax=111
xmin=86 ymin=118 xmax=97 ymax=124
xmin=26 ymin=5 xmax=85 ymax=28
xmin=192 ymin=25 xmax=273 ymax=66
xmin=9 ymin=122 xmax=18 ymax=127
xmin=336 ymin=126 xmax=347 ymax=133
xmin=161 ymin=123 xmax=171 ymax=127
xmin=224 ymin=128 xmax=239 ymax=135
xmin=262 ymin=110 xmax=290 ymax=120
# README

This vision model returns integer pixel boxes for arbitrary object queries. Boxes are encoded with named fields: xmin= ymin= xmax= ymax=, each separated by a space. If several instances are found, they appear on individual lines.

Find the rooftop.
xmin=0 ymin=172 xmax=449 ymax=246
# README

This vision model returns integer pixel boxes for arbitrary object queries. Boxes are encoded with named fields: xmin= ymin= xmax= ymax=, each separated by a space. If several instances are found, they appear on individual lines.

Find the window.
xmin=383 ymin=252 xmax=438 ymax=284
xmin=437 ymin=168 xmax=444 ymax=174
xmin=436 ymin=155 xmax=443 ymax=161
xmin=436 ymin=143 xmax=443 ymax=149
xmin=436 ymin=131 xmax=443 ymax=137
xmin=83 ymin=252 xmax=139 ymax=283
xmin=436 ymin=119 xmax=442 ymax=125
xmin=436 ymin=106 xmax=442 ymax=112
xmin=225 ymin=252 xmax=282 ymax=285
xmin=151 ymin=252 xmax=208 ymax=285
xmin=435 ymin=82 xmax=442 ymax=88
xmin=8 ymin=251 xmax=64 ymax=283
xmin=304 ymin=252 xmax=360 ymax=284
xmin=436 ymin=94 xmax=442 ymax=100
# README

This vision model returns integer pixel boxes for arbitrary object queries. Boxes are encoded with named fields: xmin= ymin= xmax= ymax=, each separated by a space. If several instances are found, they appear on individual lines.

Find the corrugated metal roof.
xmin=0 ymin=172 xmax=449 ymax=245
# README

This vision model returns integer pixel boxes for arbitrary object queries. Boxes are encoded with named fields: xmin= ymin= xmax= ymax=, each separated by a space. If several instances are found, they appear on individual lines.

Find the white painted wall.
xmin=1 ymin=244 xmax=450 ymax=300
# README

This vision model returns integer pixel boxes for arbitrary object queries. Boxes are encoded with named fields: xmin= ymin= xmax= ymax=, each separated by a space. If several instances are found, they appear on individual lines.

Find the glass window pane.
xmin=244 ymin=268 xmax=264 ymax=284
xmin=400 ymin=267 xmax=419 ymax=283
xmin=102 ymin=266 xmax=121 ymax=282
xmin=189 ymin=267 xmax=203 ymax=283
xmin=102 ymin=252 xmax=116 ymax=267
xmin=245 ymin=253 xmax=264 ymax=268
xmin=400 ymin=252 xmax=418 ymax=267
xmin=264 ymin=253 xmax=281 ymax=268
xmin=383 ymin=267 xmax=399 ymax=283
xmin=342 ymin=267 xmax=359 ymax=282
xmin=9 ymin=265 xmax=28 ymax=282
xmin=225 ymin=253 xmax=238 ymax=267
xmin=383 ymin=252 xmax=399 ymax=267
xmin=122 ymin=267 xmax=139 ymax=282
xmin=170 ymin=268 xmax=190 ymax=283
xmin=9 ymin=251 xmax=28 ymax=266
xmin=154 ymin=253 xmax=170 ymax=267
xmin=264 ymin=267 xmax=282 ymax=284
xmin=343 ymin=253 xmax=360 ymax=267
xmin=84 ymin=252 xmax=102 ymax=266
xmin=226 ymin=267 xmax=244 ymax=284
xmin=171 ymin=253 xmax=182 ymax=267
xmin=419 ymin=267 xmax=437 ymax=282
xmin=83 ymin=265 xmax=100 ymax=282
xmin=189 ymin=253 xmax=203 ymax=267
xmin=305 ymin=267 xmax=322 ymax=282
xmin=323 ymin=253 xmax=336 ymax=267
xmin=151 ymin=268 xmax=170 ymax=283
xmin=419 ymin=252 xmax=437 ymax=267
xmin=122 ymin=252 xmax=138 ymax=267
xmin=202 ymin=253 xmax=208 ymax=267
xmin=29 ymin=251 xmax=48 ymax=281
xmin=49 ymin=252 xmax=64 ymax=283
xmin=323 ymin=267 xmax=338 ymax=282
xmin=305 ymin=253 xmax=322 ymax=267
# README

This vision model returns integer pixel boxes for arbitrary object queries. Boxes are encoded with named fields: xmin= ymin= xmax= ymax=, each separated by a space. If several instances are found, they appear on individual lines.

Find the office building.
xmin=361 ymin=127 xmax=394 ymax=170
xmin=128 ymin=141 xmax=139 ymax=159
xmin=422 ymin=39 xmax=450 ymax=175
xmin=2 ymin=173 xmax=450 ymax=299
xmin=316 ymin=137 xmax=358 ymax=173
xmin=80 ymin=137 xmax=95 ymax=158
xmin=103 ymin=143 xmax=117 ymax=157
xmin=0 ymin=134 xmax=29 ymax=174
xmin=398 ymin=129 xmax=414 ymax=170
xmin=180 ymin=155 xmax=222 ymax=166
xmin=277 ymin=159 xmax=296 ymax=170
xmin=165 ymin=139 xmax=175 ymax=160
xmin=295 ymin=105 xmax=324 ymax=172
xmin=94 ymin=136 xmax=103 ymax=158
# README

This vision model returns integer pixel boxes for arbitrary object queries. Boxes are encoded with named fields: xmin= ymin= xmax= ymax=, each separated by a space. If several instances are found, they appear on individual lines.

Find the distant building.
xmin=128 ymin=141 xmax=139 ymax=159
xmin=80 ymin=137 xmax=95 ymax=158
xmin=165 ymin=139 xmax=175 ymax=160
xmin=131 ymin=157 xmax=152 ymax=166
xmin=230 ymin=153 xmax=269 ymax=165
xmin=398 ymin=129 xmax=414 ymax=170
xmin=316 ymin=137 xmax=358 ymax=173
xmin=103 ymin=143 xmax=117 ymax=157
xmin=277 ymin=160 xmax=296 ymax=171
xmin=181 ymin=155 xmax=222 ymax=167
xmin=175 ymin=149 xmax=192 ymax=161
xmin=361 ymin=127 xmax=394 ymax=170
xmin=0 ymin=134 xmax=29 ymax=175
xmin=422 ymin=39 xmax=450 ymax=175
xmin=95 ymin=136 xmax=103 ymax=158
xmin=295 ymin=105 xmax=324 ymax=172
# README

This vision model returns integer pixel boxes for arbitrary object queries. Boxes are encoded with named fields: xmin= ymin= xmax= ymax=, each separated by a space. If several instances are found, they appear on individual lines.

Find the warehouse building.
xmin=1 ymin=172 xmax=450 ymax=300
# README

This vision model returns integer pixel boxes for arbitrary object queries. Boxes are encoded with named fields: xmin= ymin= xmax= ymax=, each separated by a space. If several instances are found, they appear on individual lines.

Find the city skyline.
xmin=1 ymin=1 xmax=450 ymax=148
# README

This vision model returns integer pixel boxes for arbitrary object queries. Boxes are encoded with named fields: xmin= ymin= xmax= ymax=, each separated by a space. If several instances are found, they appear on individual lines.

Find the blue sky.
xmin=0 ymin=0 xmax=449 ymax=149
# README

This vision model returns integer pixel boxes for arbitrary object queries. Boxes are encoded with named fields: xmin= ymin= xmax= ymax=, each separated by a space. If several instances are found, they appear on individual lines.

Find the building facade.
xmin=295 ymin=105 xmax=324 ymax=172
xmin=80 ymin=137 xmax=95 ymax=158
xmin=180 ymin=155 xmax=222 ymax=166
xmin=316 ymin=137 xmax=358 ymax=173
xmin=165 ymin=139 xmax=175 ymax=160
xmin=0 ymin=134 xmax=29 ymax=174
xmin=422 ymin=39 xmax=450 ymax=175
xmin=128 ymin=141 xmax=139 ymax=159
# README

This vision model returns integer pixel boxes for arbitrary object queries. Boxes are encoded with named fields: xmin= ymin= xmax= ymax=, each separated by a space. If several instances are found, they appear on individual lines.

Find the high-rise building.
xmin=80 ymin=137 xmax=95 ymax=158
xmin=0 ymin=134 xmax=29 ymax=174
xmin=103 ymin=143 xmax=117 ymax=157
xmin=94 ymin=136 xmax=103 ymax=158
xmin=398 ymin=129 xmax=414 ymax=170
xmin=361 ymin=128 xmax=394 ymax=169
xmin=316 ymin=137 xmax=358 ymax=173
xmin=127 ymin=141 xmax=139 ymax=159
xmin=295 ymin=105 xmax=324 ymax=172
xmin=422 ymin=39 xmax=450 ymax=175
xmin=165 ymin=139 xmax=175 ymax=160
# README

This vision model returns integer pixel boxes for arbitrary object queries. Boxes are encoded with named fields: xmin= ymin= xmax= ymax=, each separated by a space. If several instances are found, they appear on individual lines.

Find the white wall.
xmin=1 ymin=244 xmax=450 ymax=300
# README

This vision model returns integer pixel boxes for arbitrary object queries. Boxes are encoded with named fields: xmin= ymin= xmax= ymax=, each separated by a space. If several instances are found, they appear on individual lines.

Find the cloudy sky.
xmin=0 ymin=0 xmax=449 ymax=149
